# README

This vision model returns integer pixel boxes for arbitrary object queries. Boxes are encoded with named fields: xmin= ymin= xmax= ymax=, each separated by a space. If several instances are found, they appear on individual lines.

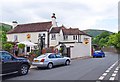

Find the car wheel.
xmin=65 ymin=60 xmax=70 ymax=65
xmin=18 ymin=64 xmax=29 ymax=75
xmin=93 ymin=56 xmax=95 ymax=58
xmin=47 ymin=63 xmax=53 ymax=69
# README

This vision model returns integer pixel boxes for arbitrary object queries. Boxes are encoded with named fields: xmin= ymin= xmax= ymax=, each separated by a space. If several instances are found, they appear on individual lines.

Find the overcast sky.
xmin=0 ymin=0 xmax=119 ymax=32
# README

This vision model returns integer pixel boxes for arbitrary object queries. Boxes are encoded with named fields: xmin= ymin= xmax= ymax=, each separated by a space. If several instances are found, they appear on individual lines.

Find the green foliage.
xmin=3 ymin=43 xmax=13 ymax=52
xmin=0 ymin=23 xmax=12 ymax=32
xmin=0 ymin=23 xmax=12 ymax=49
xmin=107 ymin=32 xmax=120 ymax=49
xmin=92 ymin=31 xmax=111 ymax=48
xmin=18 ymin=44 xmax=25 ymax=49
xmin=0 ymin=31 xmax=7 ymax=44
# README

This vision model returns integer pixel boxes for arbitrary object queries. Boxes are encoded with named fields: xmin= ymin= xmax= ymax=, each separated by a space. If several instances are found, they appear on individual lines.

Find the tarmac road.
xmin=2 ymin=52 xmax=119 ymax=81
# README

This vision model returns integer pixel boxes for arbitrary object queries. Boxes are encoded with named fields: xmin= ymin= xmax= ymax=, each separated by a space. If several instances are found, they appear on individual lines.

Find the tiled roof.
xmin=7 ymin=21 xmax=52 ymax=34
xmin=79 ymin=30 xmax=92 ymax=37
xmin=62 ymin=28 xmax=80 ymax=35
xmin=62 ymin=27 xmax=92 ymax=37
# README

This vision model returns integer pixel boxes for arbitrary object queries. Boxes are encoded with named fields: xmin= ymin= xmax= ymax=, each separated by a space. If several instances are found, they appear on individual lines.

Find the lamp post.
xmin=38 ymin=34 xmax=45 ymax=55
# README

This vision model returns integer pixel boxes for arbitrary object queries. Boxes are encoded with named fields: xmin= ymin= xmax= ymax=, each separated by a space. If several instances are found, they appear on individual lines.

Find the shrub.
xmin=3 ymin=43 xmax=13 ymax=52
xmin=18 ymin=43 xmax=25 ymax=49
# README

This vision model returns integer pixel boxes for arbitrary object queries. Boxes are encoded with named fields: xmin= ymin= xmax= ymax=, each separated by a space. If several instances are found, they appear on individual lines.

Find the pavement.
xmin=2 ymin=52 xmax=119 ymax=81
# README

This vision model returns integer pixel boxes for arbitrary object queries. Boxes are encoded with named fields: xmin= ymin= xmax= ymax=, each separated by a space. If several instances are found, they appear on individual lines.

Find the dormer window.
xmin=51 ymin=34 xmax=56 ymax=40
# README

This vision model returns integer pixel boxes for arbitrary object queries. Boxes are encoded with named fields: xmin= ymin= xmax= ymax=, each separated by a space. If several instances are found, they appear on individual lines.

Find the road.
xmin=2 ymin=52 xmax=119 ymax=81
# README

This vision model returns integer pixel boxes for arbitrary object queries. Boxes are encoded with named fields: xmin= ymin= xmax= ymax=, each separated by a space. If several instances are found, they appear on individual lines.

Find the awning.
xmin=18 ymin=41 xmax=37 ymax=46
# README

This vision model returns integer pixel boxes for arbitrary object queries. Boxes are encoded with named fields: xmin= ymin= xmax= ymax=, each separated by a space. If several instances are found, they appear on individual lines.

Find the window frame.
xmin=51 ymin=34 xmax=56 ymax=40
xmin=73 ymin=35 xmax=77 ymax=40
xmin=63 ymin=35 xmax=68 ymax=40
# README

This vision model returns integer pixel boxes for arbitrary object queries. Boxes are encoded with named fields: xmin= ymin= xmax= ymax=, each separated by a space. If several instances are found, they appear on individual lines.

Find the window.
xmin=51 ymin=34 xmax=56 ymax=40
xmin=64 ymin=35 xmax=68 ymax=40
xmin=27 ymin=47 xmax=30 ymax=52
xmin=48 ymin=54 xmax=56 ymax=58
xmin=56 ymin=54 xmax=63 ymax=58
xmin=2 ymin=52 xmax=12 ymax=60
xmin=73 ymin=35 xmax=77 ymax=40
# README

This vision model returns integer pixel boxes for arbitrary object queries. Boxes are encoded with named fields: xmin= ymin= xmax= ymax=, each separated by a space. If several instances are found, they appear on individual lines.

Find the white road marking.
xmin=109 ymin=77 xmax=115 ymax=80
xmin=112 ymin=73 xmax=116 ymax=77
xmin=115 ymin=68 xmax=119 ymax=71
xmin=105 ymin=70 xmax=110 ymax=72
xmin=102 ymin=73 xmax=107 ymax=76
xmin=114 ymin=70 xmax=118 ymax=73
xmin=98 ymin=76 xmax=105 ymax=80
xmin=98 ymin=60 xmax=119 ymax=80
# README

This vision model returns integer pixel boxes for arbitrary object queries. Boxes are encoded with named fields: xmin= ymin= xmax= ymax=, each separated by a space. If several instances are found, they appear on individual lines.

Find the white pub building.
xmin=7 ymin=13 xmax=92 ymax=58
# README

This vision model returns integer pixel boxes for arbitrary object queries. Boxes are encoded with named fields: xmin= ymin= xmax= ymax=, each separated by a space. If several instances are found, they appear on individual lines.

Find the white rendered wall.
xmin=7 ymin=31 xmax=48 ymax=47
xmin=71 ymin=42 xmax=91 ymax=58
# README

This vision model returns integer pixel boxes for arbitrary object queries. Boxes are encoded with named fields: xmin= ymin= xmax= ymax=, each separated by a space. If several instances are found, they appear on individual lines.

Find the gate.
xmin=66 ymin=47 xmax=70 ymax=57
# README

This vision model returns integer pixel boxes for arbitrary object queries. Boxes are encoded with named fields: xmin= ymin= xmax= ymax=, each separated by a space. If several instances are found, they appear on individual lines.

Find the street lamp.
xmin=38 ymin=33 xmax=45 ymax=55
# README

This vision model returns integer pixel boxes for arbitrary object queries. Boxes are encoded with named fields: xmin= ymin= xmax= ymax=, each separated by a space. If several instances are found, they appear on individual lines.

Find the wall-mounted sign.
xmin=84 ymin=38 xmax=89 ymax=45
xmin=27 ymin=34 xmax=31 ymax=39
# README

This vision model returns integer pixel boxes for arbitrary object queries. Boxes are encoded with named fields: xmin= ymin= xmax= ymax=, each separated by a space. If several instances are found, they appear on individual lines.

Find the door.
xmin=48 ymin=54 xmax=58 ymax=66
xmin=67 ymin=48 xmax=70 ymax=57
xmin=2 ymin=52 xmax=18 ymax=74
xmin=56 ymin=54 xmax=65 ymax=65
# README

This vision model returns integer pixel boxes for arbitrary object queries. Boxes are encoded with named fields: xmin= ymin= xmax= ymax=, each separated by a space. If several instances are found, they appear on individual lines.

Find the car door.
xmin=48 ymin=54 xmax=58 ymax=66
xmin=2 ymin=52 xmax=18 ymax=74
xmin=56 ymin=54 xmax=65 ymax=65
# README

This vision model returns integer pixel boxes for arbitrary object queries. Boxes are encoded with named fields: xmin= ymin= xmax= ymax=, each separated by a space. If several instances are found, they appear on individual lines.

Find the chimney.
xmin=51 ymin=13 xmax=57 ymax=27
xmin=12 ymin=21 xmax=18 ymax=29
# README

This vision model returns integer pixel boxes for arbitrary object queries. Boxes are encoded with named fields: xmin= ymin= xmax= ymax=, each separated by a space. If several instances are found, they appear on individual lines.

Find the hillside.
xmin=83 ymin=29 xmax=113 ymax=37
xmin=0 ymin=23 xmax=12 ymax=32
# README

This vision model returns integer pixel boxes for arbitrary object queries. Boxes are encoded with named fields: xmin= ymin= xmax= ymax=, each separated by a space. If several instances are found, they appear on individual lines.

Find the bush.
xmin=18 ymin=43 xmax=25 ymax=49
xmin=3 ymin=43 xmax=13 ymax=52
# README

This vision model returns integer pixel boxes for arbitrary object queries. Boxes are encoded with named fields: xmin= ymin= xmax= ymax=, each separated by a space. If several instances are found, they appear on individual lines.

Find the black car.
xmin=0 ymin=51 xmax=31 ymax=76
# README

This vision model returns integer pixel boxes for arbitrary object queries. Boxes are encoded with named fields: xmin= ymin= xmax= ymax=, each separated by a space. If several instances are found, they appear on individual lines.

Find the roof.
xmin=79 ymin=30 xmax=92 ymax=37
xmin=62 ymin=27 xmax=92 ymax=37
xmin=7 ymin=21 xmax=52 ymax=34
xmin=62 ymin=28 xmax=80 ymax=35
xmin=50 ymin=25 xmax=66 ymax=33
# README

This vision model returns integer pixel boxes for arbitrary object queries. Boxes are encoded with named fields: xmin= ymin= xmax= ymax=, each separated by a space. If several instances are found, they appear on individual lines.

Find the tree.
xmin=107 ymin=32 xmax=120 ymax=52
xmin=92 ymin=31 xmax=111 ymax=48
xmin=0 ymin=31 xmax=7 ymax=44
xmin=3 ymin=43 xmax=13 ymax=52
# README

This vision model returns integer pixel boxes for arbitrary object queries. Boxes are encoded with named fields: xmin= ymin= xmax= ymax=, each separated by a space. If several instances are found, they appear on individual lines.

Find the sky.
xmin=0 ymin=0 xmax=119 ymax=32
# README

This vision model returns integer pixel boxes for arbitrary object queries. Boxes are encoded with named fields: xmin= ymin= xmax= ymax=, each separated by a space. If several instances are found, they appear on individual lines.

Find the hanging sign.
xmin=84 ymin=38 xmax=89 ymax=45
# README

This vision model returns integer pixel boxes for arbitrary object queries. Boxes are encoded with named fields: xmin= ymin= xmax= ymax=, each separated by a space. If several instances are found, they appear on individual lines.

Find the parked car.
xmin=93 ymin=50 xmax=105 ymax=58
xmin=32 ymin=53 xmax=71 ymax=69
xmin=0 ymin=51 xmax=31 ymax=76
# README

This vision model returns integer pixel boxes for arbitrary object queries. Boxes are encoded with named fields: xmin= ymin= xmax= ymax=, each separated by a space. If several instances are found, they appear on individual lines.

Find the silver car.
xmin=32 ymin=53 xmax=71 ymax=69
